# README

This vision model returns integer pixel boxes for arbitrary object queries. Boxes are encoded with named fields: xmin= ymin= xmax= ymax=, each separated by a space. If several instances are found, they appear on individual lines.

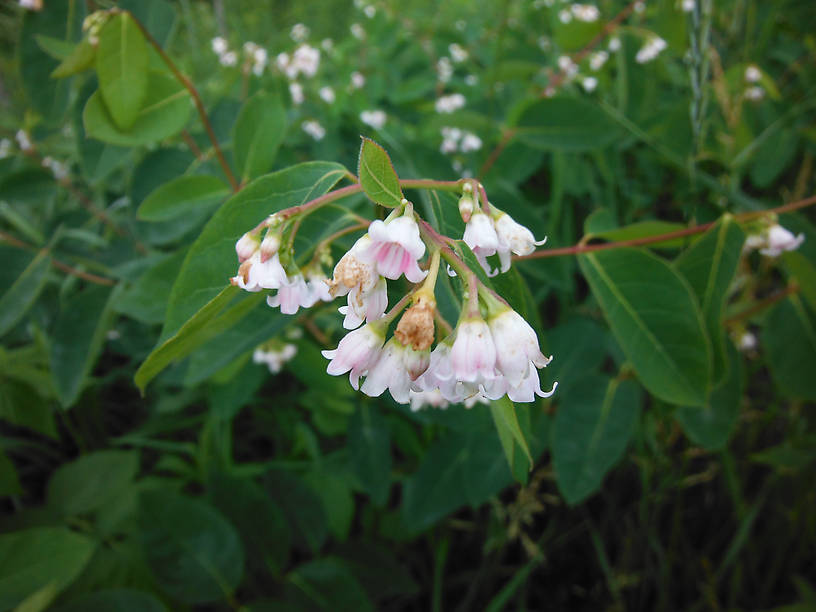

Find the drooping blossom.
xmin=745 ymin=65 xmax=761 ymax=83
xmin=360 ymin=338 xmax=430 ymax=403
xmin=589 ymin=51 xmax=608 ymax=71
xmin=745 ymin=224 xmax=805 ymax=257
xmin=463 ymin=209 xmax=500 ymax=275
xmin=493 ymin=210 xmax=547 ymax=272
xmin=322 ymin=322 xmax=386 ymax=389
xmin=330 ymin=235 xmax=388 ymax=329
xmin=319 ymin=86 xmax=336 ymax=104
xmin=636 ymin=37 xmax=667 ymax=64
xmin=488 ymin=307 xmax=552 ymax=386
xmin=362 ymin=212 xmax=427 ymax=283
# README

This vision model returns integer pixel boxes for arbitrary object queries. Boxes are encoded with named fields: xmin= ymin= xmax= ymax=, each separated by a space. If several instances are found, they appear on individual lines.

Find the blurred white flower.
xmin=319 ymin=86 xmax=336 ymax=104
xmin=360 ymin=109 xmax=387 ymax=129
xmin=449 ymin=43 xmax=468 ymax=63
xmin=608 ymin=36 xmax=621 ymax=51
xmin=558 ymin=8 xmax=573 ymax=23
xmin=435 ymin=93 xmax=466 ymax=113
xmin=437 ymin=57 xmax=453 ymax=82
xmin=737 ymin=332 xmax=757 ymax=352
xmin=220 ymin=50 xmax=238 ymax=67
xmin=745 ymin=65 xmax=761 ymax=83
xmin=557 ymin=55 xmax=578 ymax=77
xmin=42 ymin=156 xmax=69 ymax=180
xmin=15 ymin=130 xmax=32 ymax=152
xmin=744 ymin=86 xmax=764 ymax=101
xmin=251 ymin=47 xmax=268 ymax=76
xmin=350 ymin=71 xmax=366 ymax=89
xmin=290 ymin=23 xmax=309 ymax=42
xmin=745 ymin=223 xmax=804 ymax=257
xmin=538 ymin=36 xmax=551 ymax=51
xmin=253 ymin=344 xmax=298 ymax=374
xmin=634 ymin=1 xmax=646 ymax=13
xmin=464 ymin=74 xmax=478 ymax=86
xmin=321 ymin=38 xmax=334 ymax=51
xmin=211 ymin=36 xmax=228 ymax=55
xmin=589 ymin=50 xmax=608 ymax=71
xmin=681 ymin=0 xmax=695 ymax=12
xmin=363 ymin=4 xmax=376 ymax=18
xmin=289 ymin=44 xmax=320 ymax=79
xmin=0 ymin=138 xmax=11 ymax=159
xmin=20 ymin=0 xmax=44 ymax=9
xmin=455 ymin=20 xmax=467 ymax=31
xmin=635 ymin=37 xmax=667 ymax=63
xmin=571 ymin=4 xmax=600 ymax=22
xmin=350 ymin=23 xmax=365 ymax=39
xmin=302 ymin=120 xmax=326 ymax=141
xmin=460 ymin=132 xmax=482 ymax=152
xmin=582 ymin=76 xmax=598 ymax=92
xmin=289 ymin=82 xmax=304 ymax=105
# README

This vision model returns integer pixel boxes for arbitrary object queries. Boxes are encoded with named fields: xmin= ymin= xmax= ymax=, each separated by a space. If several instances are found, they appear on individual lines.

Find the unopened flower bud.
xmin=260 ymin=230 xmax=281 ymax=262
xmin=395 ymin=296 xmax=436 ymax=351
xmin=458 ymin=192 xmax=475 ymax=223
xmin=235 ymin=231 xmax=260 ymax=262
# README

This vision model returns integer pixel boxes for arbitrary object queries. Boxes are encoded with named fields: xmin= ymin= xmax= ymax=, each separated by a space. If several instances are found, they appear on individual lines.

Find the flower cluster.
xmin=231 ymin=178 xmax=554 ymax=407
xmin=435 ymin=93 xmax=466 ymax=114
xmin=360 ymin=110 xmax=387 ymax=130
xmin=440 ymin=127 xmax=482 ymax=155
xmin=635 ymin=37 xmax=667 ymax=64
xmin=459 ymin=183 xmax=547 ymax=275
xmin=744 ymin=223 xmax=805 ymax=257
xmin=230 ymin=216 xmax=333 ymax=315
xmin=253 ymin=342 xmax=298 ymax=373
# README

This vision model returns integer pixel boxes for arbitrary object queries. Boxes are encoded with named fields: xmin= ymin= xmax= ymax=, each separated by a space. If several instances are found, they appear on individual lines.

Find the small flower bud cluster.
xmin=436 ymin=57 xmax=454 ymax=83
xmin=635 ymin=37 xmax=667 ymax=64
xmin=350 ymin=71 xmax=366 ymax=89
xmin=460 ymin=185 xmax=547 ymax=276
xmin=435 ymin=93 xmax=466 ymax=114
xmin=41 ymin=156 xmax=69 ymax=181
xmin=242 ymin=42 xmax=269 ymax=76
xmin=440 ymin=127 xmax=482 ymax=154
xmin=360 ymin=110 xmax=387 ymax=129
xmin=15 ymin=130 xmax=32 ymax=153
xmin=253 ymin=342 xmax=298 ymax=373
xmin=570 ymin=4 xmax=600 ymax=22
xmin=231 ymin=217 xmax=332 ymax=315
xmin=448 ymin=43 xmax=468 ymax=63
xmin=302 ymin=120 xmax=326 ymax=141
xmin=211 ymin=37 xmax=238 ymax=67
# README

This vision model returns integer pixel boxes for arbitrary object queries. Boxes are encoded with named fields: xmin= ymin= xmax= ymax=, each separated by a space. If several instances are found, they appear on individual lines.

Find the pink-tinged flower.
xmin=306 ymin=270 xmax=333 ymax=304
xmin=267 ymin=274 xmax=313 ymax=314
xmin=363 ymin=215 xmax=427 ymax=283
xmin=231 ymin=252 xmax=288 ymax=292
xmin=409 ymin=389 xmax=449 ymax=411
xmin=330 ymin=235 xmax=388 ymax=329
xmin=761 ymin=224 xmax=805 ymax=257
xmin=322 ymin=323 xmax=385 ymax=389
xmin=505 ymin=363 xmax=558 ymax=403
xmin=493 ymin=212 xmax=547 ymax=272
xmin=338 ymin=276 xmax=388 ymax=329
xmin=463 ymin=210 xmax=500 ymax=276
xmin=414 ymin=340 xmax=460 ymax=400
xmin=488 ymin=307 xmax=551 ymax=386
xmin=450 ymin=317 xmax=497 ymax=385
xmin=361 ymin=338 xmax=430 ymax=403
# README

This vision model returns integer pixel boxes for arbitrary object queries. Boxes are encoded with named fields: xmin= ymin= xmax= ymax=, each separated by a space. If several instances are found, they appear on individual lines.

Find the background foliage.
xmin=1 ymin=0 xmax=815 ymax=610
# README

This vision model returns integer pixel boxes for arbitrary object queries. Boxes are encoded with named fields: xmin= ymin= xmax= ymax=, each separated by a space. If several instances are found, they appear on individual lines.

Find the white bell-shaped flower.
xmin=322 ymin=323 xmax=385 ymax=389
xmin=463 ymin=209 xmax=500 ymax=276
xmin=362 ymin=214 xmax=427 ymax=283
xmin=493 ymin=212 xmax=547 ymax=273
xmin=488 ymin=307 xmax=551 ymax=386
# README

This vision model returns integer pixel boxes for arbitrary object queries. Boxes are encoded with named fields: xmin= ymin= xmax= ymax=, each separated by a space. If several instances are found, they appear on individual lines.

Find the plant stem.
xmin=128 ymin=11 xmax=240 ymax=192
xmin=516 ymin=193 xmax=816 ymax=260
xmin=724 ymin=284 xmax=799 ymax=324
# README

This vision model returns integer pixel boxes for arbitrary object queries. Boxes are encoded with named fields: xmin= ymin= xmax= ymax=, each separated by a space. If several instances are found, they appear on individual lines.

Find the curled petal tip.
xmin=534 ymin=236 xmax=548 ymax=246
xmin=540 ymin=381 xmax=558 ymax=398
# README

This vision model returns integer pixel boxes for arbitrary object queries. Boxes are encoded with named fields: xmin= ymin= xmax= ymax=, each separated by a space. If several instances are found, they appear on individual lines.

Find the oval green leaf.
xmin=137 ymin=175 xmax=229 ymax=222
xmin=84 ymin=70 xmax=191 ymax=146
xmin=578 ymin=248 xmax=711 ymax=406
xmin=139 ymin=490 xmax=244 ymax=604
xmin=358 ymin=138 xmax=403 ymax=208
xmin=763 ymin=296 xmax=816 ymax=402
xmin=232 ymin=91 xmax=287 ymax=183
xmin=0 ymin=251 xmax=51 ymax=337
xmin=510 ymin=96 xmax=620 ymax=151
xmin=552 ymin=375 xmax=642 ymax=505
xmin=96 ymin=13 xmax=149 ymax=131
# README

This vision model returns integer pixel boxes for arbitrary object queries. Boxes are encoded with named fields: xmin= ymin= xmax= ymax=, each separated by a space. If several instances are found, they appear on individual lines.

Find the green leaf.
xmin=115 ymin=250 xmax=186 ymax=324
xmin=34 ymin=34 xmax=76 ymax=60
xmin=46 ymin=450 xmax=139 ymax=516
xmin=349 ymin=405 xmax=391 ymax=506
xmin=162 ymin=162 xmax=347 ymax=339
xmin=0 ymin=448 xmax=22 ymax=497
xmin=135 ymin=286 xmax=263 ymax=392
xmin=207 ymin=472 xmax=290 ymax=575
xmin=263 ymin=470 xmax=328 ymax=554
xmin=232 ymin=92 xmax=287 ymax=183
xmin=357 ymin=138 xmax=403 ymax=208
xmin=674 ymin=216 xmax=745 ymax=385
xmin=51 ymin=38 xmax=96 ymax=78
xmin=137 ymin=175 xmax=229 ymax=222
xmin=676 ymin=340 xmax=743 ymax=450
xmin=552 ymin=375 xmax=642 ymax=505
xmin=546 ymin=317 xmax=609 ymax=391
xmin=286 ymin=557 xmax=374 ymax=612
xmin=579 ymin=248 xmax=711 ymax=406
xmin=489 ymin=397 xmax=533 ymax=477
xmin=84 ymin=70 xmax=191 ymax=146
xmin=50 ymin=285 xmax=119 ymax=408
xmin=303 ymin=470 xmax=355 ymax=541
xmin=764 ymin=296 xmax=816 ymax=401
xmin=783 ymin=251 xmax=816 ymax=314
xmin=0 ymin=251 xmax=51 ymax=337
xmin=510 ymin=97 xmax=620 ymax=151
xmin=139 ymin=490 xmax=244 ymax=604
xmin=51 ymin=589 xmax=168 ymax=612
xmin=96 ymin=13 xmax=149 ymax=131
xmin=120 ymin=0 xmax=177 ymax=48
xmin=0 ymin=527 xmax=96 ymax=610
